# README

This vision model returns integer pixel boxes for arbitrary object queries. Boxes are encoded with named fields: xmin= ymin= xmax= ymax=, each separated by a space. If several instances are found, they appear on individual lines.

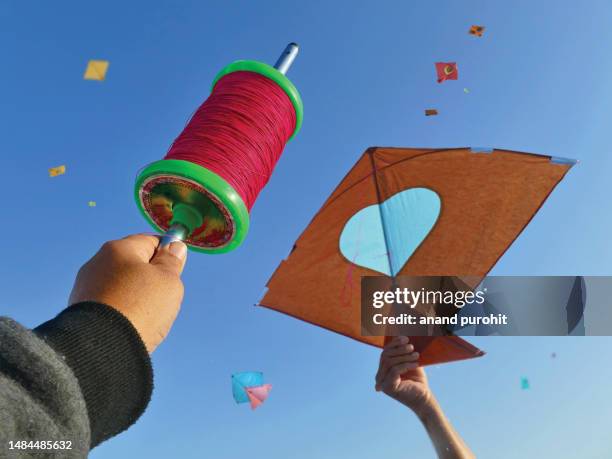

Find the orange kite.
xmin=260 ymin=147 xmax=575 ymax=365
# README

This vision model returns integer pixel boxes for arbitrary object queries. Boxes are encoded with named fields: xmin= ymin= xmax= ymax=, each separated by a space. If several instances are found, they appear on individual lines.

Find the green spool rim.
xmin=134 ymin=159 xmax=250 ymax=254
xmin=211 ymin=60 xmax=303 ymax=139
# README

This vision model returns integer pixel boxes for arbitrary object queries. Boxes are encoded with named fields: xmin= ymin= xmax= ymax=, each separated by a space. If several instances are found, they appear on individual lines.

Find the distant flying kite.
xmin=231 ymin=372 xmax=272 ymax=410
xmin=84 ymin=60 xmax=110 ymax=81
xmin=88 ymin=201 xmax=97 ymax=207
xmin=245 ymin=385 xmax=272 ymax=410
xmin=435 ymin=62 xmax=458 ymax=83
xmin=425 ymin=109 xmax=438 ymax=116
xmin=260 ymin=147 xmax=575 ymax=366
xmin=48 ymin=165 xmax=66 ymax=177
xmin=469 ymin=25 xmax=485 ymax=37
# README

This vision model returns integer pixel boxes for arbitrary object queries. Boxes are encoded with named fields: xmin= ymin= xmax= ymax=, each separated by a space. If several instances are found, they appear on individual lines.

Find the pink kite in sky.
xmin=246 ymin=384 xmax=273 ymax=410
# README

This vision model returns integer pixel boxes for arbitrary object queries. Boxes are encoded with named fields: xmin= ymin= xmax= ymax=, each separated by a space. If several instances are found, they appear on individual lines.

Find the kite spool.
xmin=135 ymin=43 xmax=303 ymax=253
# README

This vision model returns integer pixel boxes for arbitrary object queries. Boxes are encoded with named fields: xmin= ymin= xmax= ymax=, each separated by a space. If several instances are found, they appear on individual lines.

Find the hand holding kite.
xmin=376 ymin=337 xmax=476 ymax=459
xmin=375 ymin=337 xmax=431 ymax=415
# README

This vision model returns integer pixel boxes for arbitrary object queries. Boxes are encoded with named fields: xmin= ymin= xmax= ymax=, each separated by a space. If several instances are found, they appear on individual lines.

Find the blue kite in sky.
xmin=231 ymin=372 xmax=273 ymax=410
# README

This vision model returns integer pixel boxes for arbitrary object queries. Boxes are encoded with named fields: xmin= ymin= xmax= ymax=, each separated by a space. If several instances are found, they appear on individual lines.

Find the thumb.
xmin=151 ymin=241 xmax=188 ymax=275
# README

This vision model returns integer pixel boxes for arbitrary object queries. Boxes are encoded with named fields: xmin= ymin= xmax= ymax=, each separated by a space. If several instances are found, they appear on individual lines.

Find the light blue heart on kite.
xmin=339 ymin=188 xmax=441 ymax=276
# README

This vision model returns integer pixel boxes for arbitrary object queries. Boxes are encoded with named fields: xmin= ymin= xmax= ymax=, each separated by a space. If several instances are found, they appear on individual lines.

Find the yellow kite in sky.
xmin=48 ymin=165 xmax=66 ymax=177
xmin=84 ymin=60 xmax=109 ymax=81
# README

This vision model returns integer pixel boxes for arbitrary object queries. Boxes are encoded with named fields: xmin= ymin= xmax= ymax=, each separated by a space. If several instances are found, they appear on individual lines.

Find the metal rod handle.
xmin=274 ymin=42 xmax=299 ymax=75
xmin=159 ymin=223 xmax=189 ymax=248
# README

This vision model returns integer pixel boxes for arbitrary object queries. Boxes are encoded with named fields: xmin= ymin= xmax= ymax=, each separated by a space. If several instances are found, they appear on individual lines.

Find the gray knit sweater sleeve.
xmin=0 ymin=318 xmax=90 ymax=458
xmin=0 ymin=302 xmax=154 ymax=458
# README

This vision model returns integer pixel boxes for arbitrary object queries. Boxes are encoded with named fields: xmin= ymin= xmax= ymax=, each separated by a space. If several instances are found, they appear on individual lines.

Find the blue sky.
xmin=2 ymin=1 xmax=612 ymax=457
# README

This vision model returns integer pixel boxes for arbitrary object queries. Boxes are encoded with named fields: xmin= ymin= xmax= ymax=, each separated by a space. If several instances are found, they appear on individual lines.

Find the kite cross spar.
xmin=134 ymin=43 xmax=302 ymax=251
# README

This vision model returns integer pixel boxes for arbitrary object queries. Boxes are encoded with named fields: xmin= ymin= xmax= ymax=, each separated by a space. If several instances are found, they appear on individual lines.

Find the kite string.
xmin=164 ymin=71 xmax=296 ymax=211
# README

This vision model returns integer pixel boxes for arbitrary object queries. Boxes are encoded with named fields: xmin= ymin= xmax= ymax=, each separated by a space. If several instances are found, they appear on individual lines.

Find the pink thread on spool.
xmin=164 ymin=71 xmax=296 ymax=210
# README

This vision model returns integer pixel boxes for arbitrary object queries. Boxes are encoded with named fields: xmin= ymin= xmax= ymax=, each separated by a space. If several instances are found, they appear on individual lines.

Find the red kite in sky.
xmin=435 ymin=62 xmax=458 ymax=83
